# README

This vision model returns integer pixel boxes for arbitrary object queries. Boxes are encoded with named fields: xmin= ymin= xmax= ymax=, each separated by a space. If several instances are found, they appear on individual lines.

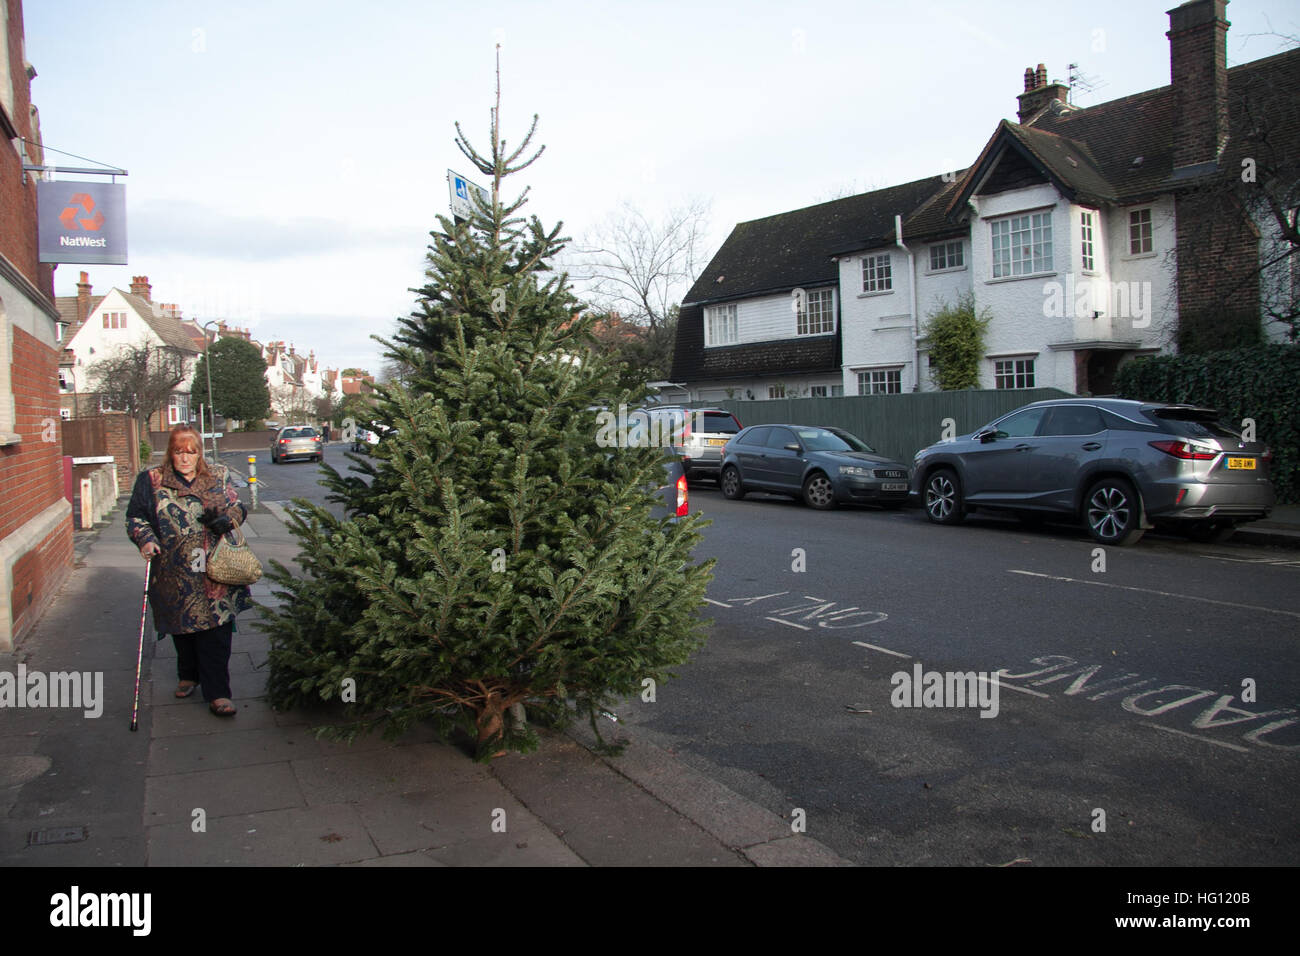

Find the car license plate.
xmin=706 ymin=439 xmax=727 ymax=446
xmin=882 ymin=483 xmax=908 ymax=492
xmin=1226 ymin=458 xmax=1256 ymax=470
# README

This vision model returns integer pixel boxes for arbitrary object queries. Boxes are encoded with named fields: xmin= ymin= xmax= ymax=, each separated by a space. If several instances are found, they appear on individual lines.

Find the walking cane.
xmin=129 ymin=557 xmax=152 ymax=732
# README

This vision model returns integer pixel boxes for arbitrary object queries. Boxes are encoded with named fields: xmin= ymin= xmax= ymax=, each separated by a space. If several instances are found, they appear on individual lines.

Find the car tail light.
xmin=681 ymin=416 xmax=692 ymax=441
xmin=279 ymin=438 xmax=289 ymax=444
xmin=1149 ymin=440 xmax=1218 ymax=460
xmin=676 ymin=474 xmax=688 ymax=517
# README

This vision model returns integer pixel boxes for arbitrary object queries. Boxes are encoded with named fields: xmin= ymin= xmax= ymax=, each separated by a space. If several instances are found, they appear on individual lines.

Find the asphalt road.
xmin=227 ymin=447 xmax=1300 ymax=865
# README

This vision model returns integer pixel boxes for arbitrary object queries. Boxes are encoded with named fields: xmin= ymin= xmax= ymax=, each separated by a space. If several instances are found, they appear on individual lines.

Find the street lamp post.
xmin=201 ymin=319 xmax=220 ymax=463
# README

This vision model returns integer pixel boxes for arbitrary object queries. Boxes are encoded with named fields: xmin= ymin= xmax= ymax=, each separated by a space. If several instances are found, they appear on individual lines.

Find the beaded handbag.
xmin=206 ymin=525 xmax=263 ymax=586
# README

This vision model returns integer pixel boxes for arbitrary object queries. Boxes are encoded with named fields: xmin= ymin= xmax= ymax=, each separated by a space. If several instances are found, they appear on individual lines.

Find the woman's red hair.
xmin=166 ymin=425 xmax=211 ymax=478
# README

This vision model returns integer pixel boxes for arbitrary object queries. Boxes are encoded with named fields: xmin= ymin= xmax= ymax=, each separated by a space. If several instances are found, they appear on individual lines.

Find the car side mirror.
xmin=976 ymin=428 xmax=997 ymax=443
xmin=784 ymin=443 xmax=803 ymax=453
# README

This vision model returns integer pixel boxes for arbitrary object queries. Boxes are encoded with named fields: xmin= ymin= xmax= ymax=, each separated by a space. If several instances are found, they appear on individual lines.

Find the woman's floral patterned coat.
xmin=126 ymin=463 xmax=253 ymax=635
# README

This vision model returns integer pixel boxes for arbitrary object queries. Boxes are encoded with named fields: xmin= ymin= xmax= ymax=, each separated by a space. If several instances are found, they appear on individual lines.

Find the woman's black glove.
xmin=200 ymin=506 xmax=234 ymax=536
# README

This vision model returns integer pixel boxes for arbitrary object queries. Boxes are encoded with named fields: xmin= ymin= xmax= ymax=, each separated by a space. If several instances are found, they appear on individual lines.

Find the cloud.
xmin=129 ymin=198 xmax=414 ymax=261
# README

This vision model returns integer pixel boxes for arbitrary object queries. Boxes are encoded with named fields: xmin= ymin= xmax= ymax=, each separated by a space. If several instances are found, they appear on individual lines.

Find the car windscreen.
xmin=796 ymin=428 xmax=873 ymax=453
xmin=283 ymin=427 xmax=316 ymax=438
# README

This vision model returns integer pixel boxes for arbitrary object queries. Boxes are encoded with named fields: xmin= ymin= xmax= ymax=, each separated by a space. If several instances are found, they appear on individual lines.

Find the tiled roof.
xmin=685 ymin=175 xmax=947 ymax=306
xmin=117 ymin=291 xmax=203 ymax=353
xmin=670 ymin=304 xmax=840 ymax=382
xmin=54 ymin=293 xmax=104 ymax=344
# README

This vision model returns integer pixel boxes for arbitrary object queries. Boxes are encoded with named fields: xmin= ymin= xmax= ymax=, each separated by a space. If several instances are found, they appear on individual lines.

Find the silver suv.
xmin=646 ymin=406 xmax=742 ymax=482
xmin=910 ymin=398 xmax=1274 ymax=546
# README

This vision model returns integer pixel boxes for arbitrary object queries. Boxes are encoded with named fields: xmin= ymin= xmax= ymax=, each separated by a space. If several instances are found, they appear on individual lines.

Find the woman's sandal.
xmin=174 ymin=681 xmax=198 ymax=699
xmin=209 ymin=699 xmax=237 ymax=717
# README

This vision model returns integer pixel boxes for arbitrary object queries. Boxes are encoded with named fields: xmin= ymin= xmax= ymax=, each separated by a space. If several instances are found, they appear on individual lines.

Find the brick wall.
xmin=0 ymin=326 xmax=64 ymax=535
xmin=1174 ymin=189 xmax=1262 ymax=350
xmin=8 ymin=516 xmax=72 ymax=640
xmin=0 ymin=0 xmax=53 ymax=297
xmin=1 ymin=325 xmax=73 ymax=647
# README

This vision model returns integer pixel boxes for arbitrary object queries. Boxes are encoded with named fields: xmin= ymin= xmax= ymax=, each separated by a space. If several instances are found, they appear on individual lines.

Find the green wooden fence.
xmin=714 ymin=388 xmax=1073 ymax=465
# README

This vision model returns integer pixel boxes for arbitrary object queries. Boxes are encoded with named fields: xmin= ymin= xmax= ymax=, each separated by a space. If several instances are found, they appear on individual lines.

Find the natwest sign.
xmin=38 ymin=181 xmax=128 ymax=264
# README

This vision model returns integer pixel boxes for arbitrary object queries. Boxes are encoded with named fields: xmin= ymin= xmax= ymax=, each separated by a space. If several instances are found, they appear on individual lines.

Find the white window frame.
xmin=1080 ymin=210 xmax=1096 ymax=273
xmin=809 ymin=385 xmax=828 ymax=398
xmin=927 ymin=240 xmax=965 ymax=273
xmin=861 ymin=254 xmax=893 ymax=293
xmin=856 ymin=368 xmax=902 ymax=395
xmin=990 ymin=211 xmax=1053 ymax=278
xmin=767 ymin=384 xmax=786 ymax=399
xmin=167 ymin=393 xmax=189 ymax=425
xmin=705 ymin=303 xmax=738 ymax=347
xmin=994 ymin=357 xmax=1036 ymax=390
xmin=1128 ymin=208 xmax=1153 ymax=255
xmin=796 ymin=289 xmax=835 ymax=335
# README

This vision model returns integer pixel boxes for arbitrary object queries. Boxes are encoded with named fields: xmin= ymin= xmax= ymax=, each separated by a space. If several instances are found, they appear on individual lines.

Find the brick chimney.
xmin=76 ymin=271 xmax=92 ymax=322
xmin=130 ymin=275 xmax=152 ymax=301
xmin=1167 ymin=0 xmax=1229 ymax=172
xmin=1017 ymin=62 xmax=1070 ymax=123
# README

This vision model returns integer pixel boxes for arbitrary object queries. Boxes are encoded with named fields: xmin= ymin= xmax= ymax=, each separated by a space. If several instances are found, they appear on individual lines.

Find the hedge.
xmin=1114 ymin=344 xmax=1300 ymax=503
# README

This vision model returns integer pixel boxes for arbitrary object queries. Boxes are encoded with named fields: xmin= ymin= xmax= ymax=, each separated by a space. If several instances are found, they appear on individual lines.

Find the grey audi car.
xmin=910 ymin=398 xmax=1274 ymax=546
xmin=720 ymin=424 xmax=911 ymax=509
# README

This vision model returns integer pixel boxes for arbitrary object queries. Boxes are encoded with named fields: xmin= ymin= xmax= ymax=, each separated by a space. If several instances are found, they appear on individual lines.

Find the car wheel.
xmin=802 ymin=472 xmax=836 ymax=510
xmin=720 ymin=466 xmax=745 ymax=500
xmin=1186 ymin=520 xmax=1236 ymax=544
xmin=1084 ymin=477 xmax=1144 ymax=546
xmin=924 ymin=468 xmax=965 ymax=525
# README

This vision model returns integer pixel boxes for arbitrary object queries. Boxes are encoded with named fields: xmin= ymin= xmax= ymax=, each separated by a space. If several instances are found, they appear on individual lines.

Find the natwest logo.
xmin=59 ymin=193 xmax=105 ymax=231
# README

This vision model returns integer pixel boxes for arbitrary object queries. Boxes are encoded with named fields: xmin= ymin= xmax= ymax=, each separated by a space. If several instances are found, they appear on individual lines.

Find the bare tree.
xmin=567 ymin=198 xmax=712 ymax=330
xmin=85 ymin=343 xmax=190 ymax=432
xmin=270 ymin=383 xmax=316 ymax=424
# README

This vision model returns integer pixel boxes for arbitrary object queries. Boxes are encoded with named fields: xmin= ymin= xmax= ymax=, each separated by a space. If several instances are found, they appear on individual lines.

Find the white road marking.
xmin=1144 ymin=723 xmax=1250 ymax=754
xmin=984 ymin=675 xmax=1049 ymax=698
xmin=767 ymin=617 xmax=811 ymax=630
xmin=1008 ymin=569 xmax=1300 ymax=621
xmin=703 ymin=598 xmax=732 ymax=608
xmin=851 ymin=641 xmax=910 ymax=658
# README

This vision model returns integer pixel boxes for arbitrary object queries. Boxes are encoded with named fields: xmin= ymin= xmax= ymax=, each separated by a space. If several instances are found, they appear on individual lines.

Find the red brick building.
xmin=0 ymin=0 xmax=72 ymax=651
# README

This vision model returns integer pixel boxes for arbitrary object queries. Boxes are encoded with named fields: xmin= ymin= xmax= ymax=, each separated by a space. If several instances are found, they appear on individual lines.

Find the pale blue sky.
xmin=24 ymin=0 xmax=1299 ymax=374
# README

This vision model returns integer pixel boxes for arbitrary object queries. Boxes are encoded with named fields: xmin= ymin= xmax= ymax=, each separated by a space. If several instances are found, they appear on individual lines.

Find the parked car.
xmin=271 ymin=425 xmax=323 ymax=464
xmin=910 ymin=398 xmax=1275 ymax=546
xmin=719 ymin=424 xmax=911 ymax=510
xmin=646 ymin=406 xmax=743 ymax=482
xmin=654 ymin=455 xmax=690 ymax=521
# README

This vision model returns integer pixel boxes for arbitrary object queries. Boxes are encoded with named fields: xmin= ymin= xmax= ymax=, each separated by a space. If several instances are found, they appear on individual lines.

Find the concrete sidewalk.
xmin=0 ymin=496 xmax=849 ymax=867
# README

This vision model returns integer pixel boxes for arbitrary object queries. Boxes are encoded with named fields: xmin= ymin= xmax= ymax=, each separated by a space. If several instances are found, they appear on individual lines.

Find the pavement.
xmin=0 ymin=486 xmax=851 ymax=867
xmin=5 ymin=452 xmax=1298 ymax=869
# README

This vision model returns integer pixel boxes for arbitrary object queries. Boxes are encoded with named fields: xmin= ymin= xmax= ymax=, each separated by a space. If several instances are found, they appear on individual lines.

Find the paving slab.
xmin=490 ymin=733 xmax=748 ymax=867
xmin=290 ymin=742 xmax=485 ymax=807
xmin=148 ymin=803 xmax=375 ymax=866
xmin=149 ymin=726 xmax=326 ymax=775
xmin=144 ymin=761 xmax=303 ymax=827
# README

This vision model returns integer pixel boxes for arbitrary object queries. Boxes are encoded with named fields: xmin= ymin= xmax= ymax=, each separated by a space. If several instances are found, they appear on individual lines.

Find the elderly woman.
xmin=126 ymin=425 xmax=253 ymax=717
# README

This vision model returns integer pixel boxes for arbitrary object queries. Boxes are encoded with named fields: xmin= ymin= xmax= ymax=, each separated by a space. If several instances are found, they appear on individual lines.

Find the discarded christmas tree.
xmin=262 ymin=85 xmax=713 ymax=760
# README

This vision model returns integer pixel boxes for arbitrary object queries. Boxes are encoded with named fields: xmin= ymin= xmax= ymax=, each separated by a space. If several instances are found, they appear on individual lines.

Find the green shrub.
xmin=1114 ymin=344 xmax=1300 ymax=503
xmin=138 ymin=440 xmax=152 ymax=466
xmin=924 ymin=292 xmax=991 ymax=391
